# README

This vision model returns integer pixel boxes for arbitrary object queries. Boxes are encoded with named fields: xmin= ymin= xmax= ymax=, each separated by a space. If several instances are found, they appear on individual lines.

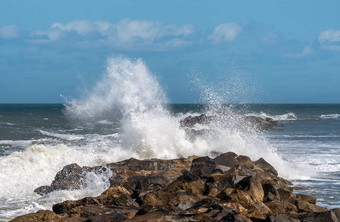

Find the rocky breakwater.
xmin=12 ymin=152 xmax=340 ymax=222
xmin=180 ymin=114 xmax=281 ymax=132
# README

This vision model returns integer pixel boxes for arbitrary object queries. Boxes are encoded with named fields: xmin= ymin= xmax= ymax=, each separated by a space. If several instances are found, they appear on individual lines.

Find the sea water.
xmin=0 ymin=58 xmax=339 ymax=221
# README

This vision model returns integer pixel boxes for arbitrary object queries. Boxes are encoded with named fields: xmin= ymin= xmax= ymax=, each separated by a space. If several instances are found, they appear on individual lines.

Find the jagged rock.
xmin=213 ymin=152 xmax=239 ymax=167
xmin=296 ymin=199 xmax=327 ymax=213
xmin=10 ymin=210 xmax=66 ymax=222
xmin=180 ymin=114 xmax=212 ymax=127
xmin=86 ymin=211 xmax=127 ymax=222
xmin=180 ymin=114 xmax=281 ymax=131
xmin=254 ymin=157 xmax=278 ymax=177
xmin=34 ymin=163 xmax=85 ymax=195
xmin=13 ymin=152 xmax=338 ymax=222
xmin=296 ymin=194 xmax=317 ymax=204
xmin=278 ymin=189 xmax=297 ymax=204
xmin=263 ymin=183 xmax=280 ymax=202
xmin=244 ymin=116 xmax=279 ymax=131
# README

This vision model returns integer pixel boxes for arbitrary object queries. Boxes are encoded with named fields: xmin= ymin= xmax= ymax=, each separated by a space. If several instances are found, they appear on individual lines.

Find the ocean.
xmin=0 ymin=58 xmax=339 ymax=221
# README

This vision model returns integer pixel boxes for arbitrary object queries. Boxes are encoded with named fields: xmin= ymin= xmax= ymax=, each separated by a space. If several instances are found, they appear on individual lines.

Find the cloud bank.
xmin=29 ymin=19 xmax=195 ymax=50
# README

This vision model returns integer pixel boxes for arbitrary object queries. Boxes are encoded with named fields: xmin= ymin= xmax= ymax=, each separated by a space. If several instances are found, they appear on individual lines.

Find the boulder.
xmin=10 ymin=210 xmax=66 ymax=222
xmin=12 ymin=152 xmax=337 ymax=222
xmin=180 ymin=114 xmax=281 ymax=131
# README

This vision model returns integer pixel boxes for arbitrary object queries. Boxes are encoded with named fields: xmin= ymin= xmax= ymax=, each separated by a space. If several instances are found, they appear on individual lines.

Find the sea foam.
xmin=0 ymin=57 xmax=312 ymax=221
xmin=64 ymin=57 xmax=307 ymax=179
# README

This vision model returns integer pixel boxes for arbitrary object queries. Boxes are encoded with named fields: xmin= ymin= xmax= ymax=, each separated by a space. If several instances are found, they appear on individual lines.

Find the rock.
xmin=10 ymin=210 xmax=65 ymax=222
xmin=296 ymin=194 xmax=317 ymax=204
xmin=33 ymin=186 xmax=52 ymax=196
xmin=265 ymin=200 xmax=298 ymax=214
xmin=213 ymin=152 xmax=239 ymax=167
xmin=180 ymin=114 xmax=281 ymax=132
xmin=180 ymin=114 xmax=212 ymax=127
xmin=296 ymin=199 xmax=327 ymax=213
xmin=190 ymin=156 xmax=217 ymax=177
xmin=86 ymin=211 xmax=127 ymax=222
xmin=267 ymin=208 xmax=340 ymax=222
xmin=165 ymin=173 xmax=205 ymax=194
xmin=244 ymin=116 xmax=279 ymax=131
xmin=262 ymin=184 xmax=280 ymax=202
xmin=254 ymin=157 xmax=278 ymax=177
xmin=98 ymin=186 xmax=139 ymax=208
xmin=13 ymin=152 xmax=337 ymax=222
xmin=278 ymin=189 xmax=297 ymax=204
xmin=267 ymin=213 xmax=300 ymax=222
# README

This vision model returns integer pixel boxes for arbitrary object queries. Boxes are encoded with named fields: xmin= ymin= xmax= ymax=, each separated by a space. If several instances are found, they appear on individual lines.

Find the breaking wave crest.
xmin=246 ymin=112 xmax=297 ymax=121
xmin=0 ymin=57 xmax=313 ymax=221
xmin=64 ymin=57 xmax=307 ymax=179
xmin=320 ymin=114 xmax=340 ymax=119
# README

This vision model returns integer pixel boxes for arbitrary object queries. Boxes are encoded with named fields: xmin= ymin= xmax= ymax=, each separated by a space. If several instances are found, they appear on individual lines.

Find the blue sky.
xmin=1 ymin=0 xmax=340 ymax=103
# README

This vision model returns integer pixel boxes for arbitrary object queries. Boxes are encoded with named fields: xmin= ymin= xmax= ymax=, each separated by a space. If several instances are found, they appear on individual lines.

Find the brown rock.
xmin=86 ymin=211 xmax=127 ymax=222
xmin=13 ymin=152 xmax=336 ymax=222
xmin=278 ymin=189 xmax=297 ymax=204
xmin=254 ymin=157 xmax=278 ymax=176
xmin=267 ymin=213 xmax=300 ymax=222
xmin=265 ymin=200 xmax=298 ymax=214
xmin=190 ymin=156 xmax=217 ymax=178
xmin=213 ymin=152 xmax=239 ymax=167
xmin=296 ymin=194 xmax=317 ymax=204
xmin=296 ymin=200 xmax=328 ymax=213
xmin=10 ymin=210 xmax=65 ymax=222
xmin=263 ymin=183 xmax=280 ymax=202
xmin=299 ymin=208 xmax=340 ymax=222
xmin=165 ymin=172 xmax=205 ymax=195
xmin=34 ymin=163 xmax=85 ymax=195
xmin=98 ymin=186 xmax=139 ymax=208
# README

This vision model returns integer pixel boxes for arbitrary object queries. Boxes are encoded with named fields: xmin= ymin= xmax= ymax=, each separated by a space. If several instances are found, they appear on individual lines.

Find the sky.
xmin=0 ymin=0 xmax=340 ymax=103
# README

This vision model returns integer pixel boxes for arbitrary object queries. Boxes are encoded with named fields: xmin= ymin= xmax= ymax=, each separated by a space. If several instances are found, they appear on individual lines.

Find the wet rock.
xmin=33 ymin=186 xmax=52 ymax=196
xmin=296 ymin=194 xmax=317 ymax=204
xmin=244 ymin=116 xmax=279 ymax=131
xmin=263 ymin=184 xmax=280 ymax=202
xmin=165 ymin=173 xmax=205 ymax=194
xmin=10 ymin=210 xmax=65 ymax=222
xmin=296 ymin=199 xmax=327 ymax=213
xmin=86 ymin=211 xmax=127 ymax=222
xmin=190 ymin=156 xmax=217 ymax=178
xmin=265 ymin=200 xmax=298 ymax=214
xmin=180 ymin=114 xmax=281 ymax=131
xmin=98 ymin=186 xmax=139 ymax=208
xmin=213 ymin=152 xmax=239 ymax=167
xmin=180 ymin=114 xmax=212 ymax=127
xmin=254 ymin=157 xmax=278 ymax=177
xmin=34 ymin=163 xmax=85 ymax=195
xmin=266 ymin=213 xmax=300 ymax=222
xmin=14 ymin=152 xmax=336 ymax=222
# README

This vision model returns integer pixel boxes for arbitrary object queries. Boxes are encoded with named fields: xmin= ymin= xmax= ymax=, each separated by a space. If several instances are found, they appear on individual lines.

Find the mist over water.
xmin=0 ymin=57 xmax=339 ymax=221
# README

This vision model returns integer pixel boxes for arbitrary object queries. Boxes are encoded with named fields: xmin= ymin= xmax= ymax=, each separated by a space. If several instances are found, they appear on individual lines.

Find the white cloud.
xmin=208 ymin=23 xmax=242 ymax=43
xmin=0 ymin=25 xmax=19 ymax=39
xmin=284 ymin=46 xmax=314 ymax=58
xmin=318 ymin=29 xmax=340 ymax=43
xmin=52 ymin=20 xmax=96 ymax=34
xmin=29 ymin=19 xmax=195 ymax=50
xmin=318 ymin=29 xmax=340 ymax=51
xmin=115 ymin=19 xmax=194 ymax=43
xmin=30 ymin=29 xmax=64 ymax=43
